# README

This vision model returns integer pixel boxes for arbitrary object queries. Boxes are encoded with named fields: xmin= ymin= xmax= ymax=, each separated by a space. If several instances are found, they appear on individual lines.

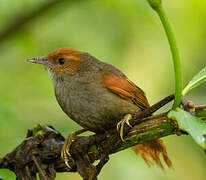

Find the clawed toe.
xmin=116 ymin=114 xmax=132 ymax=142
xmin=61 ymin=133 xmax=75 ymax=168
xmin=61 ymin=129 xmax=88 ymax=168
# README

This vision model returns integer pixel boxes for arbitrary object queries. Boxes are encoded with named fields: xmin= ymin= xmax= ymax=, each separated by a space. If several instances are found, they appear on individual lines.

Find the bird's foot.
xmin=116 ymin=114 xmax=132 ymax=142
xmin=61 ymin=128 xmax=88 ymax=168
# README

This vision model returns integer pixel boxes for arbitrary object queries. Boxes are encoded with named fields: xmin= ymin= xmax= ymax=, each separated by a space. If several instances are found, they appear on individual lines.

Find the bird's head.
xmin=27 ymin=48 xmax=84 ymax=75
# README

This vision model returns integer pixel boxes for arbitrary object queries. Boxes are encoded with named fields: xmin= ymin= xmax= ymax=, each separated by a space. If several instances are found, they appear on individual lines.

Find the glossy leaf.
xmin=0 ymin=169 xmax=16 ymax=180
xmin=168 ymin=108 xmax=206 ymax=149
xmin=182 ymin=66 xmax=206 ymax=96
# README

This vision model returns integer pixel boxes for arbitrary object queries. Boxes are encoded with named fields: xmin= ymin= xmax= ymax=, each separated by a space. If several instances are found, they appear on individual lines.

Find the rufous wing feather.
xmin=102 ymin=74 xmax=150 ymax=110
xmin=102 ymin=74 xmax=172 ymax=168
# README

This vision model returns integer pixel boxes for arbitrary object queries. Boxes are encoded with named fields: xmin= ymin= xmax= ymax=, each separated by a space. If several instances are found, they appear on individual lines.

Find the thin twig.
xmin=31 ymin=155 xmax=48 ymax=180
xmin=25 ymin=165 xmax=32 ymax=179
xmin=132 ymin=94 xmax=174 ymax=124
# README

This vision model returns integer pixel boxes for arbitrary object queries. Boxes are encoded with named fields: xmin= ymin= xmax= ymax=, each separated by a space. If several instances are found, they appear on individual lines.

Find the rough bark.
xmin=0 ymin=105 xmax=205 ymax=180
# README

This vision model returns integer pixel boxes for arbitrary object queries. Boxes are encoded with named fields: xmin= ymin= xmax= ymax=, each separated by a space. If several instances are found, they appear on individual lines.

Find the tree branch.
xmin=0 ymin=105 xmax=205 ymax=179
xmin=113 ymin=112 xmax=174 ymax=153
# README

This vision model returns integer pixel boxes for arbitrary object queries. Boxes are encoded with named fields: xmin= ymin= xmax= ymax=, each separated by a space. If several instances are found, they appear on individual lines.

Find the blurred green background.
xmin=0 ymin=0 xmax=205 ymax=179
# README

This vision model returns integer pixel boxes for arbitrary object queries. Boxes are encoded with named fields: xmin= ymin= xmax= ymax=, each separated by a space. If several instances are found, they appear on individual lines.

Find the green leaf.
xmin=32 ymin=124 xmax=44 ymax=136
xmin=0 ymin=169 xmax=16 ymax=180
xmin=88 ymin=145 xmax=98 ymax=153
xmin=182 ymin=66 xmax=206 ymax=96
xmin=168 ymin=108 xmax=206 ymax=149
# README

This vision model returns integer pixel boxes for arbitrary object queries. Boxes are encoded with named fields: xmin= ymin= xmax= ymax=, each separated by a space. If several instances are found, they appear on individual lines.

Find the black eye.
xmin=58 ymin=58 xmax=66 ymax=65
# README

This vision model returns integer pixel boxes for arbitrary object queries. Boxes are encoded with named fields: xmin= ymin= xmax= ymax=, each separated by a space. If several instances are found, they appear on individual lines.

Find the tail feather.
xmin=131 ymin=139 xmax=172 ymax=169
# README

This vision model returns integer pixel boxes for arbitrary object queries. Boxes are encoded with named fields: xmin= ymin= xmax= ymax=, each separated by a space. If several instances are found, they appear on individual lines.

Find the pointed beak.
xmin=26 ymin=57 xmax=48 ymax=65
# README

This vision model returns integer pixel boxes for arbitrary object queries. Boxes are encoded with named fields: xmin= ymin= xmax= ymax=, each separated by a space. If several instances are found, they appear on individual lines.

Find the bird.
xmin=27 ymin=47 xmax=171 ymax=169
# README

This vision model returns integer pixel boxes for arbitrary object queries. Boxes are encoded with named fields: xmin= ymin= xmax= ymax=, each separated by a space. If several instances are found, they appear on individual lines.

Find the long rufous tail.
xmin=131 ymin=139 xmax=172 ymax=169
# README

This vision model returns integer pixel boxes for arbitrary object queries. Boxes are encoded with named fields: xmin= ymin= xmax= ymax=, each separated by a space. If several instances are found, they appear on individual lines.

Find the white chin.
xmin=47 ymin=67 xmax=55 ymax=80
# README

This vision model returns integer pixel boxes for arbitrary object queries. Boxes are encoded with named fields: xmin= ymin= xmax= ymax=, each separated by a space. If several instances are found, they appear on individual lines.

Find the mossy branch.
xmin=0 ymin=105 xmax=205 ymax=179
xmin=113 ymin=112 xmax=174 ymax=153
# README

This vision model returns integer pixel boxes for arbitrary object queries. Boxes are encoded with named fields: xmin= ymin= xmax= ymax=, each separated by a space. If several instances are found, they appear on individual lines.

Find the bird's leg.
xmin=61 ymin=128 xmax=88 ymax=168
xmin=116 ymin=114 xmax=132 ymax=142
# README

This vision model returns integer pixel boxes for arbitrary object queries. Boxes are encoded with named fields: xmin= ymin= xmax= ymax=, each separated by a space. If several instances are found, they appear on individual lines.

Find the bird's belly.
xmin=55 ymin=83 xmax=140 ymax=133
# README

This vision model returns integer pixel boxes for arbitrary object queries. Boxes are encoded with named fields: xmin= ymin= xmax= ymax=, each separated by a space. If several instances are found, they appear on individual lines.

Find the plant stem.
xmin=147 ymin=0 xmax=183 ymax=109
